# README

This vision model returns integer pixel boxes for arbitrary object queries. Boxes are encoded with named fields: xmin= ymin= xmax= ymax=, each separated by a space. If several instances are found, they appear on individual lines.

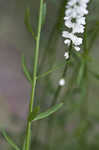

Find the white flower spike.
xmin=62 ymin=0 xmax=90 ymax=53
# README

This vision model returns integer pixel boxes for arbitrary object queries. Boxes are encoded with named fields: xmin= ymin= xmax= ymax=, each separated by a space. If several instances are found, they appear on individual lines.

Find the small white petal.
xmin=72 ymin=24 xmax=85 ymax=33
xmin=59 ymin=78 xmax=65 ymax=86
xmin=71 ymin=35 xmax=83 ymax=46
xmin=62 ymin=31 xmax=69 ymax=38
xmin=64 ymin=39 xmax=71 ymax=46
xmin=65 ymin=19 xmax=73 ymax=28
xmin=74 ymin=46 xmax=80 ymax=51
xmin=64 ymin=52 xmax=69 ymax=59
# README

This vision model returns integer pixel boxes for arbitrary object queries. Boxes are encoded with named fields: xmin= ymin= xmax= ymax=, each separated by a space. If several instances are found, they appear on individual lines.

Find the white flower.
xmin=64 ymin=16 xmax=86 ymax=28
xmin=62 ymin=0 xmax=90 ymax=53
xmin=74 ymin=46 xmax=80 ymax=51
xmin=66 ymin=3 xmax=88 ymax=18
xmin=62 ymin=31 xmax=71 ymax=39
xmin=59 ymin=78 xmax=65 ymax=86
xmin=62 ymin=31 xmax=83 ymax=46
xmin=71 ymin=35 xmax=83 ymax=46
xmin=72 ymin=24 xmax=85 ymax=33
xmin=64 ymin=39 xmax=71 ymax=46
xmin=64 ymin=52 xmax=69 ymax=59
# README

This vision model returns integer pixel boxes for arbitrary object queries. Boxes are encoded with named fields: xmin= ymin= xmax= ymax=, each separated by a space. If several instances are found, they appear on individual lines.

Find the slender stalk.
xmin=37 ymin=63 xmax=65 ymax=80
xmin=45 ymin=43 xmax=72 ymax=150
xmin=50 ymin=62 xmax=68 ymax=107
xmin=76 ymin=24 xmax=89 ymax=150
xmin=51 ymin=42 xmax=72 ymax=107
xmin=25 ymin=1 xmax=43 ymax=150
xmin=30 ymin=0 xmax=68 ymax=146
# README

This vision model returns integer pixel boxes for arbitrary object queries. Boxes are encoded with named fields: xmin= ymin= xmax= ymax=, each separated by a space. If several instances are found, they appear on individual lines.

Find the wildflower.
xmin=64 ymin=51 xmax=69 ymax=59
xmin=62 ymin=31 xmax=83 ymax=46
xmin=62 ymin=0 xmax=90 ymax=52
xmin=59 ymin=78 xmax=65 ymax=86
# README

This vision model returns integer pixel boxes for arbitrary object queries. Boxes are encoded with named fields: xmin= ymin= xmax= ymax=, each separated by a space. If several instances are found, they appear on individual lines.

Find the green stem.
xmin=51 ymin=62 xmax=68 ymax=107
xmin=51 ymin=42 xmax=72 ymax=107
xmin=25 ymin=1 xmax=43 ymax=150
xmin=45 ymin=43 xmax=72 ymax=150
xmin=77 ymin=24 xmax=89 ymax=150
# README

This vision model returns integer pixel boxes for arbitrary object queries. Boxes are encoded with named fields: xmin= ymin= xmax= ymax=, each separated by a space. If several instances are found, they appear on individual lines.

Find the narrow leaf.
xmin=24 ymin=8 xmax=35 ymax=37
xmin=77 ymin=62 xmax=85 ymax=86
xmin=28 ymin=106 xmax=40 ymax=122
xmin=37 ymin=63 xmax=65 ymax=80
xmin=41 ymin=2 xmax=47 ymax=27
xmin=2 ymin=130 xmax=20 ymax=150
xmin=24 ymin=8 xmax=32 ymax=32
xmin=22 ymin=138 xmax=26 ymax=150
xmin=22 ymin=54 xmax=32 ymax=83
xmin=32 ymin=102 xmax=63 ymax=121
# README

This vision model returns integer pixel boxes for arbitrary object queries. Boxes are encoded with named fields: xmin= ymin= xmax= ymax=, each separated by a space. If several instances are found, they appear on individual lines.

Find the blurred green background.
xmin=0 ymin=0 xmax=99 ymax=150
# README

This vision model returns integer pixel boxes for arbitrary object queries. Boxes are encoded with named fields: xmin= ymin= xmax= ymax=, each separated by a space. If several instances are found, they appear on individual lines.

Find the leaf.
xmin=32 ymin=102 xmax=63 ymax=121
xmin=37 ymin=63 xmax=65 ymax=80
xmin=22 ymin=138 xmax=26 ymax=150
xmin=77 ymin=62 xmax=85 ymax=87
xmin=2 ymin=130 xmax=20 ymax=150
xmin=24 ymin=8 xmax=34 ymax=36
xmin=88 ymin=21 xmax=99 ymax=49
xmin=41 ymin=2 xmax=47 ymax=27
xmin=22 ymin=54 xmax=32 ymax=83
xmin=28 ymin=106 xmax=40 ymax=122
